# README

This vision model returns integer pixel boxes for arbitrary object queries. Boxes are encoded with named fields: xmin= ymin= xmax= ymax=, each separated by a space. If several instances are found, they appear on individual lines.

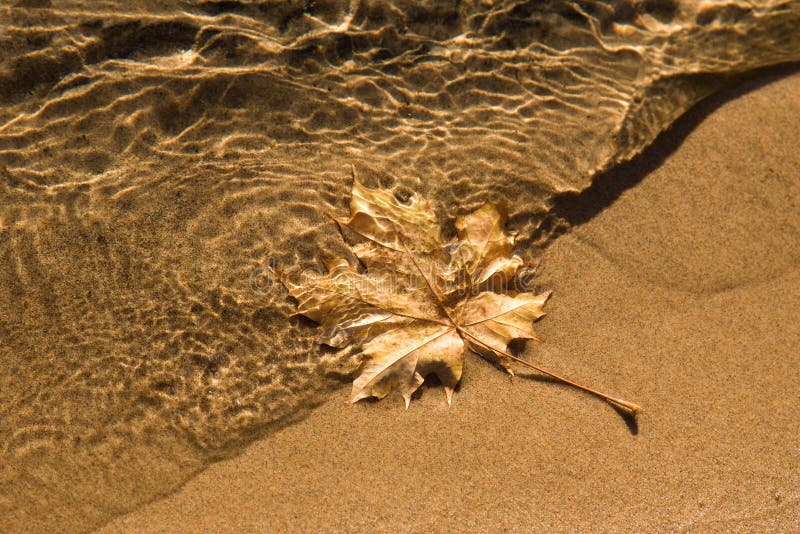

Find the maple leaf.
xmin=279 ymin=171 xmax=640 ymax=414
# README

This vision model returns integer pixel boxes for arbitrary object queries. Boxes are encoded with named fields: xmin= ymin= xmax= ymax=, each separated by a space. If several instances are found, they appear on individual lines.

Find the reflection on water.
xmin=1 ymin=1 xmax=799 ymax=530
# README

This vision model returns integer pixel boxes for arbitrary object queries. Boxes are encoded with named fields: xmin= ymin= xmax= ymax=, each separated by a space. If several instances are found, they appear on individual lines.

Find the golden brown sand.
xmin=101 ymin=71 xmax=800 ymax=532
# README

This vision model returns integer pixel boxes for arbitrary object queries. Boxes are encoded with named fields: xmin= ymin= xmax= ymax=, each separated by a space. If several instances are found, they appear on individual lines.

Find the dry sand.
xmin=102 ymin=71 xmax=800 ymax=532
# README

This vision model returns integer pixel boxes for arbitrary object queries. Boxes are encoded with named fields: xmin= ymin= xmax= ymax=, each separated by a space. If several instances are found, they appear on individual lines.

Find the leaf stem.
xmin=457 ymin=327 xmax=640 ymax=415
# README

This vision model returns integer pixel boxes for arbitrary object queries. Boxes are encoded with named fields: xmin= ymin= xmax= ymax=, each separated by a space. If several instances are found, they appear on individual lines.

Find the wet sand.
xmin=102 ymin=71 xmax=800 ymax=532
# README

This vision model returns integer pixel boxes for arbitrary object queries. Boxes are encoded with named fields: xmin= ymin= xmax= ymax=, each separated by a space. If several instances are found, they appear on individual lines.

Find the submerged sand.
xmin=102 ymin=72 xmax=800 ymax=531
xmin=4 ymin=3 xmax=800 ymax=530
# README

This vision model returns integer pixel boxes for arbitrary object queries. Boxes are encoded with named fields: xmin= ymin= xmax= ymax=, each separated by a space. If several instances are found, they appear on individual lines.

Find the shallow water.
xmin=1 ymin=1 xmax=799 ymax=530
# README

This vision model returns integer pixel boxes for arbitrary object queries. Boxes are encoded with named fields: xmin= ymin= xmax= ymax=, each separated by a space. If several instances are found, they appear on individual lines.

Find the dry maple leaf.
xmin=279 ymin=171 xmax=640 ymax=414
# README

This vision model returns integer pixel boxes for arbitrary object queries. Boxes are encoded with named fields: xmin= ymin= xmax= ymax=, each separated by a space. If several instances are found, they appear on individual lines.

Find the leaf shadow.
xmin=516 ymin=372 xmax=639 ymax=435
xmin=411 ymin=374 xmax=461 ymax=403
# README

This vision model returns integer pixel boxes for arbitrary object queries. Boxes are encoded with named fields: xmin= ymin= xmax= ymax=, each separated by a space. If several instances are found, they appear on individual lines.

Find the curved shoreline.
xmin=2 ymin=3 xmax=800 ymax=530
xmin=102 ymin=71 xmax=800 ymax=532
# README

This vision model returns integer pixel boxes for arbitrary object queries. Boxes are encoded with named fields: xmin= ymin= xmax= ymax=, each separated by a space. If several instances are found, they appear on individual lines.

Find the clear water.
xmin=1 ymin=1 xmax=799 ymax=530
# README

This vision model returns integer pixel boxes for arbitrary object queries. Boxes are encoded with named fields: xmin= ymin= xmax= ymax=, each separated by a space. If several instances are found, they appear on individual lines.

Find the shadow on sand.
xmin=533 ymin=62 xmax=800 ymax=247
